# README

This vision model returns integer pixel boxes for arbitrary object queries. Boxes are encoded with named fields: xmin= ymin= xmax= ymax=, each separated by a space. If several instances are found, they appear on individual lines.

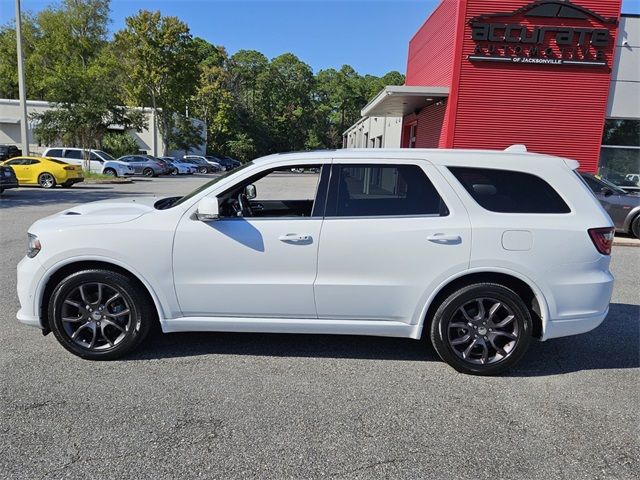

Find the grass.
xmin=81 ymin=170 xmax=114 ymax=180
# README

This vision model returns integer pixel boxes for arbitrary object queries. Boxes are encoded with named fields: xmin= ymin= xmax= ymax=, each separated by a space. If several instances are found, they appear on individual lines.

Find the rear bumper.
xmin=542 ymin=308 xmax=608 ymax=340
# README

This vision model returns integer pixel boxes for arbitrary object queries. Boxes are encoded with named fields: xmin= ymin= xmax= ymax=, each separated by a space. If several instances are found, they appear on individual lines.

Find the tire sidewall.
xmin=430 ymin=283 xmax=533 ymax=375
xmin=49 ymin=270 xmax=151 ymax=360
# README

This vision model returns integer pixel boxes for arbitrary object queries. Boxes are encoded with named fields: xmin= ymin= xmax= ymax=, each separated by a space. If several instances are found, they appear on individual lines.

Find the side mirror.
xmin=195 ymin=197 xmax=219 ymax=221
xmin=245 ymin=184 xmax=257 ymax=200
xmin=602 ymin=187 xmax=614 ymax=197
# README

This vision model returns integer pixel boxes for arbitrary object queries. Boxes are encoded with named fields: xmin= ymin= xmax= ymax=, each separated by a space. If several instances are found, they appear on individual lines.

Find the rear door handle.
xmin=427 ymin=233 xmax=462 ymax=244
xmin=279 ymin=233 xmax=311 ymax=243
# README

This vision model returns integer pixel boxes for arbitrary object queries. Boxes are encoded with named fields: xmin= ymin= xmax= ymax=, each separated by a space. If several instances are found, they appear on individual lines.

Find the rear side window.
xmin=46 ymin=149 xmax=62 ymax=157
xmin=327 ymin=164 xmax=448 ymax=217
xmin=449 ymin=167 xmax=570 ymax=214
xmin=64 ymin=150 xmax=83 ymax=160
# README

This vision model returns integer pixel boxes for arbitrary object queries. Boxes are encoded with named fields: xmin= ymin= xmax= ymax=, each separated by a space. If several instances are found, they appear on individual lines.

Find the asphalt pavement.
xmin=0 ymin=176 xmax=638 ymax=479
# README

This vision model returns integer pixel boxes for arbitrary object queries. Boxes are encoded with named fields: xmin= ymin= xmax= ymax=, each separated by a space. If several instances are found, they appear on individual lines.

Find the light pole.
xmin=15 ymin=0 xmax=30 ymax=156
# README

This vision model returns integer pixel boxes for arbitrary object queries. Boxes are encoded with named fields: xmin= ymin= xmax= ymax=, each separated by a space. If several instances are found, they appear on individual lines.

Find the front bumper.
xmin=16 ymin=256 xmax=46 ymax=329
xmin=0 ymin=178 xmax=18 ymax=189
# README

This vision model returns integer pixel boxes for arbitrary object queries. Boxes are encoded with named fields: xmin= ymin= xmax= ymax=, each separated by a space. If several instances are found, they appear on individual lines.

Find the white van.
xmin=42 ymin=148 xmax=133 ymax=177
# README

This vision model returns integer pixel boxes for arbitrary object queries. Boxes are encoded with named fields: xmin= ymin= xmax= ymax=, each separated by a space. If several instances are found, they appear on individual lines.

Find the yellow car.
xmin=0 ymin=156 xmax=84 ymax=188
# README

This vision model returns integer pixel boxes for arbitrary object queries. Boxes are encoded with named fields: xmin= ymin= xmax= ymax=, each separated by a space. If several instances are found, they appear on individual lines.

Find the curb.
xmin=613 ymin=238 xmax=640 ymax=247
xmin=83 ymin=179 xmax=133 ymax=185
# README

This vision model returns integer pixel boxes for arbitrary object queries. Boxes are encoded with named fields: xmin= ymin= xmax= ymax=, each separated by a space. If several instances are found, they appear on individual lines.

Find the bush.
xmin=101 ymin=132 xmax=139 ymax=158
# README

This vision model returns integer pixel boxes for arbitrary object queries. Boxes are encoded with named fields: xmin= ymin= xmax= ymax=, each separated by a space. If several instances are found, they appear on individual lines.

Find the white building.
xmin=0 ymin=98 xmax=206 ymax=157
xmin=342 ymin=115 xmax=402 ymax=149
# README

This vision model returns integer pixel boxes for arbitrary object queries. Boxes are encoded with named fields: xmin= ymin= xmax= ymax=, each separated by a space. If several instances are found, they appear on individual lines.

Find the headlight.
xmin=27 ymin=233 xmax=41 ymax=258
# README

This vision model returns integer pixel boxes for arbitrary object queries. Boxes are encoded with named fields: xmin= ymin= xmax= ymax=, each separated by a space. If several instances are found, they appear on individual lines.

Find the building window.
xmin=600 ymin=119 xmax=640 ymax=190
xmin=409 ymin=124 xmax=417 ymax=148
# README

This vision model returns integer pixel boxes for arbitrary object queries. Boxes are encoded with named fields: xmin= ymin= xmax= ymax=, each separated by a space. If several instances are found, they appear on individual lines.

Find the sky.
xmin=2 ymin=0 xmax=640 ymax=77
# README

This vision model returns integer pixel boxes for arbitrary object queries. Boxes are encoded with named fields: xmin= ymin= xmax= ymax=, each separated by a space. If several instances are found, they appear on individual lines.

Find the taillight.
xmin=588 ymin=227 xmax=615 ymax=255
xmin=63 ymin=166 xmax=75 ymax=170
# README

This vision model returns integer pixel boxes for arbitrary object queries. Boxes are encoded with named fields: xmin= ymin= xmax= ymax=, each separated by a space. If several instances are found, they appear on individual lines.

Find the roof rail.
xmin=504 ymin=144 xmax=528 ymax=153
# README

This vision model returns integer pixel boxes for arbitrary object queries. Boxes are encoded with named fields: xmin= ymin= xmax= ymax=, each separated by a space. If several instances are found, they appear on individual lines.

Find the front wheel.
xmin=429 ymin=283 xmax=532 ymax=375
xmin=48 ymin=269 xmax=154 ymax=360
xmin=170 ymin=168 xmax=178 ymax=176
xmin=198 ymin=166 xmax=208 ymax=174
xmin=631 ymin=215 xmax=640 ymax=239
xmin=103 ymin=168 xmax=117 ymax=177
xmin=38 ymin=172 xmax=56 ymax=189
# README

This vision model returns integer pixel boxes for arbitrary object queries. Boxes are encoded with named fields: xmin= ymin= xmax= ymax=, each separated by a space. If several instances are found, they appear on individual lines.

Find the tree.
xmin=101 ymin=132 xmax=140 ymax=158
xmin=27 ymin=0 xmax=145 ymax=167
xmin=168 ymin=114 xmax=204 ymax=156
xmin=114 ymin=10 xmax=200 ymax=153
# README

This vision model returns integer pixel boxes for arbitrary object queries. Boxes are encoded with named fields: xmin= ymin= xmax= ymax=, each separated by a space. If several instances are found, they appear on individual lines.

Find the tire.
xmin=48 ymin=269 xmax=154 ymax=360
xmin=198 ymin=166 xmax=208 ymax=174
xmin=171 ymin=168 xmax=178 ymax=176
xmin=143 ymin=168 xmax=154 ymax=177
xmin=38 ymin=172 xmax=56 ymax=189
xmin=61 ymin=182 xmax=73 ymax=188
xmin=429 ymin=283 xmax=533 ymax=376
xmin=631 ymin=215 xmax=640 ymax=239
xmin=103 ymin=168 xmax=117 ymax=177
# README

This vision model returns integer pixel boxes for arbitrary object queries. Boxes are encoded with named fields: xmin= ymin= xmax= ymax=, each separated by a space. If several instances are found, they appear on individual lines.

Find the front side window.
xmin=326 ymin=164 xmax=447 ymax=217
xmin=449 ymin=167 xmax=570 ymax=214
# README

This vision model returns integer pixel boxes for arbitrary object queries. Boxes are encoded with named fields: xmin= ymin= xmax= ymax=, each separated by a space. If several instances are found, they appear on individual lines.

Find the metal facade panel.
xmin=405 ymin=0 xmax=459 ymax=87
xmin=449 ymin=0 xmax=622 ymax=172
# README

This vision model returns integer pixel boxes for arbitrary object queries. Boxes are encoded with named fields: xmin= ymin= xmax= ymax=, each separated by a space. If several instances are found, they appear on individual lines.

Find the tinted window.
xmin=449 ymin=167 xmax=570 ymax=214
xmin=6 ymin=158 xmax=26 ymax=165
xmin=46 ymin=149 xmax=62 ymax=157
xmin=327 ymin=164 xmax=447 ymax=217
xmin=63 ymin=150 xmax=83 ymax=160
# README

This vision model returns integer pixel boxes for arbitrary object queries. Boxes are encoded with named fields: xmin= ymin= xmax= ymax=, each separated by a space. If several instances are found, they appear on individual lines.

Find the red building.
xmin=357 ymin=0 xmax=637 ymax=176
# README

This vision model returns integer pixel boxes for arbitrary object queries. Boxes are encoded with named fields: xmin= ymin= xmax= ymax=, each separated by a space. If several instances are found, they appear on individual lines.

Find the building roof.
xmin=361 ymin=85 xmax=449 ymax=117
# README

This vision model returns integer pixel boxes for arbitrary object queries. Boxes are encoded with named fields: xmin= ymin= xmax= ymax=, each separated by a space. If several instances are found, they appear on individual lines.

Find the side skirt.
xmin=161 ymin=317 xmax=421 ymax=339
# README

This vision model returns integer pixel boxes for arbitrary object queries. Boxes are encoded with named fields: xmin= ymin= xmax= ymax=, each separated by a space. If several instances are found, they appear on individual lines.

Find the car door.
xmin=314 ymin=159 xmax=471 ymax=324
xmin=173 ymin=161 xmax=329 ymax=318
xmin=4 ymin=158 xmax=29 ymax=183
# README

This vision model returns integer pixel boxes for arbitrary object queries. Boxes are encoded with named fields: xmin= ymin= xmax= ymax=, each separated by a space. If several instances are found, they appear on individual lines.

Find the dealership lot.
xmin=0 ymin=177 xmax=638 ymax=479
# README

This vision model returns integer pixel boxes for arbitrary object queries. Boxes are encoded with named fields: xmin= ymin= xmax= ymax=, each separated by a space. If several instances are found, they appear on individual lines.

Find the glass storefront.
xmin=599 ymin=119 xmax=640 ymax=190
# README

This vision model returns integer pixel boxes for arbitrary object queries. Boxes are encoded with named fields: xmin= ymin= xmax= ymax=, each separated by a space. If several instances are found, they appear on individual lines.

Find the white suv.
xmin=43 ymin=148 xmax=134 ymax=177
xmin=16 ymin=148 xmax=614 ymax=375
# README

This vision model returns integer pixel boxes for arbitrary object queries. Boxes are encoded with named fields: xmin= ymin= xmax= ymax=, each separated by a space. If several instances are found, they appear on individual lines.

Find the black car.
xmin=0 ymin=145 xmax=21 ymax=162
xmin=212 ymin=155 xmax=241 ymax=170
xmin=0 ymin=164 xmax=19 ymax=193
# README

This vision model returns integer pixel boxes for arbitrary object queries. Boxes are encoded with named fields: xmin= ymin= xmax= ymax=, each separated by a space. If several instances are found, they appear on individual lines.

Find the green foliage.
xmin=168 ymin=114 xmax=204 ymax=155
xmin=114 ymin=10 xmax=200 ymax=152
xmin=1 ymin=2 xmax=405 ymax=158
xmin=101 ymin=132 xmax=140 ymax=158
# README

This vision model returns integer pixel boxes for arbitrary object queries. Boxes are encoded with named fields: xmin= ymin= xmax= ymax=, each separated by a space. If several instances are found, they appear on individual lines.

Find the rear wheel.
xmin=430 ymin=283 xmax=532 ymax=375
xmin=38 ymin=172 xmax=56 ymax=188
xmin=103 ymin=168 xmax=117 ymax=177
xmin=171 ymin=168 xmax=178 ymax=176
xmin=631 ymin=215 xmax=640 ymax=239
xmin=142 ymin=168 xmax=154 ymax=177
xmin=198 ymin=166 xmax=208 ymax=174
xmin=48 ymin=269 xmax=154 ymax=360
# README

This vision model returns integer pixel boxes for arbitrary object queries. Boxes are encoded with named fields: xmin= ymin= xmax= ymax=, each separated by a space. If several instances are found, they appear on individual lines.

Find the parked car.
xmin=0 ymin=145 xmax=21 ymax=162
xmin=182 ymin=156 xmax=219 ymax=174
xmin=0 ymin=164 xmax=18 ymax=193
xmin=116 ymin=155 xmax=165 ymax=177
xmin=142 ymin=155 xmax=172 ymax=175
xmin=580 ymin=172 xmax=640 ymax=238
xmin=158 ymin=157 xmax=195 ymax=175
xmin=1 ymin=156 xmax=83 ymax=188
xmin=42 ymin=148 xmax=130 ymax=176
xmin=211 ymin=155 xmax=241 ymax=171
xmin=16 ymin=147 xmax=615 ymax=375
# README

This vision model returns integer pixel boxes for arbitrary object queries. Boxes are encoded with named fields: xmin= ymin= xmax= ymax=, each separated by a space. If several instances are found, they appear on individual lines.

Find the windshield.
xmin=95 ymin=150 xmax=115 ymax=161
xmin=168 ymin=162 xmax=253 ymax=208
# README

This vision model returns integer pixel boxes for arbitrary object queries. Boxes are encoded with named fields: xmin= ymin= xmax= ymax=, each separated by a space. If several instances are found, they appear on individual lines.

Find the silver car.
xmin=581 ymin=173 xmax=640 ymax=238
xmin=117 ymin=155 xmax=165 ymax=177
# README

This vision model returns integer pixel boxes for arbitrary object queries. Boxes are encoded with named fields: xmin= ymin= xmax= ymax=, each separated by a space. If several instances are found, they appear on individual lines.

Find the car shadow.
xmin=0 ymin=186 xmax=152 ymax=208
xmin=129 ymin=303 xmax=639 ymax=376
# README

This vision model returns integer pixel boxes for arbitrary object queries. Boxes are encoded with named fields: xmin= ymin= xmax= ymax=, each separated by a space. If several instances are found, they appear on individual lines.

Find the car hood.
xmin=30 ymin=197 xmax=159 ymax=231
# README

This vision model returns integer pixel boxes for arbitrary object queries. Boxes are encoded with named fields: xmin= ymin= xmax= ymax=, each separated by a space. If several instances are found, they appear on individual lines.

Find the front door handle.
xmin=427 ymin=233 xmax=462 ymax=244
xmin=279 ymin=233 xmax=311 ymax=243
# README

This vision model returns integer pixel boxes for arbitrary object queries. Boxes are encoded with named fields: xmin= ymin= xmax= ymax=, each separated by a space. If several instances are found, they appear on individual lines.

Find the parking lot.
xmin=0 ymin=176 xmax=638 ymax=479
